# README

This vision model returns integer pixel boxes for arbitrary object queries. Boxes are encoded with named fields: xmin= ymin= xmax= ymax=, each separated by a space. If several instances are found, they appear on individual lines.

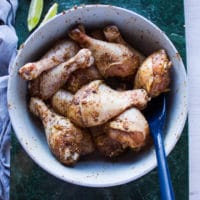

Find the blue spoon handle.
xmin=152 ymin=129 xmax=175 ymax=200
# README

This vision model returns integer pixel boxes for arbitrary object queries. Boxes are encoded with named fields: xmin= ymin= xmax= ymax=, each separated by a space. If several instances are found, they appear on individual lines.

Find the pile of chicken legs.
xmin=18 ymin=25 xmax=171 ymax=166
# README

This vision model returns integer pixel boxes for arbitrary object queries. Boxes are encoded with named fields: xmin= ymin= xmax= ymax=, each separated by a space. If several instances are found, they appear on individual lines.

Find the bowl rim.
xmin=8 ymin=4 xmax=188 ymax=187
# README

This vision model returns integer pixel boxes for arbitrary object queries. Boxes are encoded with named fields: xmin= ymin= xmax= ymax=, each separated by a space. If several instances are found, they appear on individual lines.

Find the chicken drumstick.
xmin=19 ymin=40 xmax=79 ymax=80
xmin=29 ymin=49 xmax=94 ymax=100
xmin=103 ymin=25 xmax=145 ymax=64
xmin=69 ymin=26 xmax=140 ymax=78
xmin=134 ymin=49 xmax=171 ymax=97
xmin=105 ymin=107 xmax=150 ymax=150
xmin=67 ymin=80 xmax=149 ymax=127
xmin=29 ymin=97 xmax=94 ymax=165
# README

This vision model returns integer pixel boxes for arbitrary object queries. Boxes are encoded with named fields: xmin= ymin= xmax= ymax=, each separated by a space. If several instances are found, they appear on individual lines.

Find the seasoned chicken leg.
xmin=51 ymin=90 xmax=124 ymax=157
xmin=29 ymin=49 xmax=94 ymax=100
xmin=29 ymin=97 xmax=94 ymax=165
xmin=51 ymin=89 xmax=73 ymax=116
xmin=103 ymin=25 xmax=145 ymax=64
xmin=68 ymin=26 xmax=140 ymax=78
xmin=18 ymin=40 xmax=79 ymax=80
xmin=67 ymin=80 xmax=149 ymax=127
xmin=90 ymin=126 xmax=125 ymax=158
xmin=134 ymin=49 xmax=172 ymax=97
xmin=105 ymin=107 xmax=150 ymax=150
xmin=64 ymin=65 xmax=102 ymax=93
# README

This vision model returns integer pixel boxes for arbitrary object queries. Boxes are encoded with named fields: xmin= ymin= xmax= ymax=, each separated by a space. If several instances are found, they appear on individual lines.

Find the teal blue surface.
xmin=11 ymin=0 xmax=188 ymax=199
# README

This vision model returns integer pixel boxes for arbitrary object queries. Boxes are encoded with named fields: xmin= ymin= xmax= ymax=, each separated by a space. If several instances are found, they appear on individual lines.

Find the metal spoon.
xmin=144 ymin=95 xmax=175 ymax=200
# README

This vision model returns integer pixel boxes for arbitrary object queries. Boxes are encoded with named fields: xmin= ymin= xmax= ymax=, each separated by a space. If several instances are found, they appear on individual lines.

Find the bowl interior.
xmin=8 ymin=5 xmax=187 ymax=187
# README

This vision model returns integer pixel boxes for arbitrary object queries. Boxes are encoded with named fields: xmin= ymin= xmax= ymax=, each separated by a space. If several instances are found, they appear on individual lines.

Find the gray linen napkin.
xmin=0 ymin=0 xmax=18 ymax=200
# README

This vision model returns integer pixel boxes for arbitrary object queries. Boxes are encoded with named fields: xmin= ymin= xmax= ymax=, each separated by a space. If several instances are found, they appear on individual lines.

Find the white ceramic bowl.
xmin=8 ymin=5 xmax=187 ymax=187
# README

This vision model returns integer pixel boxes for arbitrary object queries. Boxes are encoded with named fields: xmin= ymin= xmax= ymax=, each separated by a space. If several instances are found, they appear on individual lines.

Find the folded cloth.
xmin=0 ymin=0 xmax=18 ymax=200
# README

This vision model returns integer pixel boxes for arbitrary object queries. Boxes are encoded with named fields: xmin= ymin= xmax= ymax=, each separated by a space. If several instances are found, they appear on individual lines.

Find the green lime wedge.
xmin=40 ymin=3 xmax=58 ymax=25
xmin=27 ymin=0 xmax=44 ymax=31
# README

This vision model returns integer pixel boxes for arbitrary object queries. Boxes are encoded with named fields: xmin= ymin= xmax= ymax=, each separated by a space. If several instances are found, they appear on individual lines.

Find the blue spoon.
xmin=144 ymin=95 xmax=175 ymax=200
